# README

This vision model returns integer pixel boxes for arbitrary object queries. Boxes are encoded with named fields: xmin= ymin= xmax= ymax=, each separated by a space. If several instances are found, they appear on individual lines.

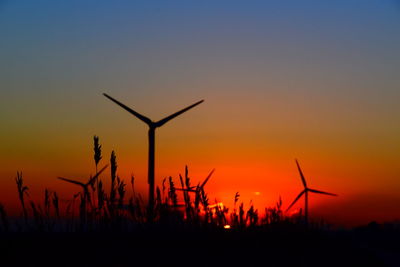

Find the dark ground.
xmin=1 ymin=223 xmax=400 ymax=267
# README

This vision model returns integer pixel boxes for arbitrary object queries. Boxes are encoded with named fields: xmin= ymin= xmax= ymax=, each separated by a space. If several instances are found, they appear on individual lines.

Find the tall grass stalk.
xmin=93 ymin=135 xmax=102 ymax=207
xmin=15 ymin=172 xmax=29 ymax=222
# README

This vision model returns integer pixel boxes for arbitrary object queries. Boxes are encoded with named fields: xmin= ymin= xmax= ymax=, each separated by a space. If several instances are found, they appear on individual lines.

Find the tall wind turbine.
xmin=103 ymin=93 xmax=204 ymax=220
xmin=286 ymin=159 xmax=337 ymax=226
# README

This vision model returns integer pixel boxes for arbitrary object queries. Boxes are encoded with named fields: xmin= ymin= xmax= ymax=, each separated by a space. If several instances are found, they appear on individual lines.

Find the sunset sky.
xmin=1 ymin=0 xmax=399 ymax=226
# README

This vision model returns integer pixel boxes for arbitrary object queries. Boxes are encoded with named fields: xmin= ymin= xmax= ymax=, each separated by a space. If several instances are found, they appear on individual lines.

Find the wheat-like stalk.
xmin=15 ymin=172 xmax=29 ymax=222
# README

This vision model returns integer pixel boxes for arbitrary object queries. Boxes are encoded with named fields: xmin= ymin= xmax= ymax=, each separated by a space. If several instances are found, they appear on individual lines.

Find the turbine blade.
xmin=103 ymin=93 xmax=153 ymax=125
xmin=308 ymin=188 xmax=338 ymax=196
xmin=200 ymin=168 xmax=215 ymax=189
xmin=286 ymin=190 xmax=305 ymax=212
xmin=86 ymin=164 xmax=109 ymax=186
xmin=155 ymin=100 xmax=204 ymax=127
xmin=295 ymin=159 xmax=307 ymax=188
xmin=57 ymin=177 xmax=85 ymax=187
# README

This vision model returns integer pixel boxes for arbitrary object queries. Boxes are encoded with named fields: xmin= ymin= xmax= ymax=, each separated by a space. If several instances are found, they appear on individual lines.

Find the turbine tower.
xmin=103 ymin=93 xmax=204 ymax=221
xmin=286 ymin=159 xmax=337 ymax=226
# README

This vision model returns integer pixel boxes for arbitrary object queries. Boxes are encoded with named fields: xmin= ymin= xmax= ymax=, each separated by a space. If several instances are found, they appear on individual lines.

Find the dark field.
xmin=1 ymin=222 xmax=400 ymax=267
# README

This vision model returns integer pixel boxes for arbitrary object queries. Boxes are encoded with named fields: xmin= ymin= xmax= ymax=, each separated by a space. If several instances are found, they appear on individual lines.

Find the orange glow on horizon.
xmin=1 ymin=93 xmax=399 ymax=227
xmin=1 ymin=153 xmax=400 ymax=227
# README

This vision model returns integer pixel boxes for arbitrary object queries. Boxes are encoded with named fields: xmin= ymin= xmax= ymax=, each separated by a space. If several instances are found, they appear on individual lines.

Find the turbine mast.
xmin=305 ymin=189 xmax=308 ymax=227
xmin=148 ymin=127 xmax=155 ymax=221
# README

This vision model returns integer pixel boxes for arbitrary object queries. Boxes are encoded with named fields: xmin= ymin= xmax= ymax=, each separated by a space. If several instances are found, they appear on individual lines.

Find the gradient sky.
xmin=1 ymin=0 xmax=400 ymax=226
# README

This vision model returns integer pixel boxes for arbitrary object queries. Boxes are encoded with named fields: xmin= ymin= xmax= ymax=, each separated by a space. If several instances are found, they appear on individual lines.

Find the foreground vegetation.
xmin=1 ymin=136 xmax=399 ymax=266
xmin=1 ymin=136 xmax=301 ymax=233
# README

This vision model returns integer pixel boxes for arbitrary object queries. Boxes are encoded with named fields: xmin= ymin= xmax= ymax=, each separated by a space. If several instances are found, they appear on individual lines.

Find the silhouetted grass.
xmin=4 ymin=153 xmax=308 ymax=232
xmin=8 ymin=136 xmax=304 ymax=233
xmin=1 ymin=136 xmax=399 ymax=266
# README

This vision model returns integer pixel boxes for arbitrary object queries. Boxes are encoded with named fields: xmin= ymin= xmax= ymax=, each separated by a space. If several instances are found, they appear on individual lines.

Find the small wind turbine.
xmin=103 ymin=93 xmax=204 ymax=221
xmin=58 ymin=165 xmax=108 ymax=221
xmin=286 ymin=159 xmax=337 ymax=226
xmin=176 ymin=168 xmax=215 ymax=193
xmin=58 ymin=165 xmax=108 ymax=203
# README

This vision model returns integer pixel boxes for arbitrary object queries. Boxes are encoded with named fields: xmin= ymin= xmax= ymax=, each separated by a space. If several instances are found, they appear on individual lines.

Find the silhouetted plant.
xmin=231 ymin=192 xmax=240 ymax=227
xmin=168 ymin=176 xmax=178 ymax=207
xmin=179 ymin=171 xmax=192 ymax=220
xmin=200 ymin=187 xmax=209 ymax=210
xmin=97 ymin=180 xmax=105 ymax=211
xmin=93 ymin=135 xmax=102 ymax=169
xmin=44 ymin=188 xmax=50 ymax=219
xmin=30 ymin=201 xmax=44 ymax=231
xmin=246 ymin=204 xmax=258 ymax=227
xmin=131 ymin=175 xmax=135 ymax=197
xmin=52 ymin=192 xmax=59 ymax=218
xmin=162 ymin=178 xmax=167 ymax=203
xmin=117 ymin=176 xmax=126 ymax=208
xmin=239 ymin=203 xmax=245 ymax=228
xmin=263 ymin=196 xmax=283 ymax=225
xmin=93 ymin=135 xmax=102 ymax=205
xmin=110 ymin=150 xmax=117 ymax=205
xmin=15 ymin=171 xmax=29 ymax=222
xmin=213 ymin=200 xmax=229 ymax=226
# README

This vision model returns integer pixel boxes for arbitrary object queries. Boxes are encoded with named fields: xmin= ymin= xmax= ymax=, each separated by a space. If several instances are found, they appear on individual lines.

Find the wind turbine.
xmin=58 ymin=165 xmax=108 ymax=203
xmin=176 ymin=168 xmax=215 ymax=193
xmin=58 ymin=165 xmax=108 ymax=220
xmin=103 ymin=93 xmax=204 ymax=221
xmin=286 ymin=159 xmax=337 ymax=226
xmin=174 ymin=168 xmax=215 ymax=219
